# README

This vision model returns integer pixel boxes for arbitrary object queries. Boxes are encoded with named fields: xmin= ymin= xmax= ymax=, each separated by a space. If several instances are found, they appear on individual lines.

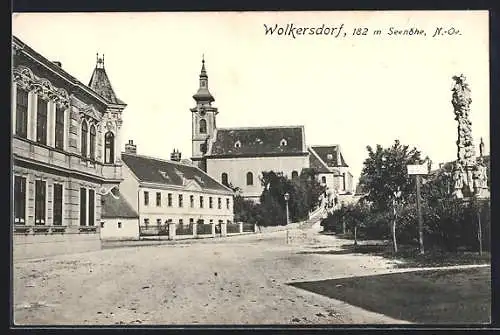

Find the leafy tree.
xmin=359 ymin=139 xmax=423 ymax=211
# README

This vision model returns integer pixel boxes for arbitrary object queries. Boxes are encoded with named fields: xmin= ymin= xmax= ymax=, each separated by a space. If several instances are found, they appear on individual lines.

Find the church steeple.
xmin=193 ymin=55 xmax=215 ymax=104
xmin=89 ymin=53 xmax=125 ymax=105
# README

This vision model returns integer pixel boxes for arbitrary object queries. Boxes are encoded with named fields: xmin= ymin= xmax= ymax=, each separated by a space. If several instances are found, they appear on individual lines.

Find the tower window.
xmin=199 ymin=119 xmax=207 ymax=134
xmin=221 ymin=172 xmax=228 ymax=186
xmin=246 ymin=172 xmax=254 ymax=186
xmin=104 ymin=131 xmax=115 ymax=164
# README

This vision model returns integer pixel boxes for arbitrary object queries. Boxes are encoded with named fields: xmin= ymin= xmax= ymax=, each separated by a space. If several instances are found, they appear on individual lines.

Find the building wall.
xmin=118 ymin=164 xmax=141 ymax=213
xmin=136 ymin=185 xmax=234 ymax=226
xmin=11 ymin=40 xmax=126 ymax=259
xmin=206 ymin=155 xmax=309 ymax=199
xmin=100 ymin=218 xmax=139 ymax=240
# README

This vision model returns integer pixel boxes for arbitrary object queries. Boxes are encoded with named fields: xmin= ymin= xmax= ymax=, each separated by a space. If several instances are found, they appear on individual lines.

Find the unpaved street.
xmin=13 ymin=229 xmax=411 ymax=325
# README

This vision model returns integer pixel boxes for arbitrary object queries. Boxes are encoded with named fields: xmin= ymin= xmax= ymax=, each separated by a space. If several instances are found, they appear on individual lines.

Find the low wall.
xmin=258 ymin=222 xmax=302 ymax=233
xmin=13 ymin=232 xmax=102 ymax=261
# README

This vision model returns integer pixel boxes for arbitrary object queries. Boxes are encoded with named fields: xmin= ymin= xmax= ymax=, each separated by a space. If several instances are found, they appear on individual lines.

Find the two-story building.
xmin=100 ymin=141 xmax=234 ymax=240
xmin=12 ymin=36 xmax=126 ymax=259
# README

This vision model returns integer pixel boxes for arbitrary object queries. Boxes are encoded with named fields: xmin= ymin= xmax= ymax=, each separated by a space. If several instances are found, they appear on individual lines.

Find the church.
xmin=189 ymin=58 xmax=355 ymax=202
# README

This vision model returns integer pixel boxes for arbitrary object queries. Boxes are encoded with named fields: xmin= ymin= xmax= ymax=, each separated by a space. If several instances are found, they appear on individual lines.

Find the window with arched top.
xmin=246 ymin=172 xmax=254 ymax=186
xmin=90 ymin=125 xmax=96 ymax=160
xmin=199 ymin=119 xmax=207 ymax=134
xmin=291 ymin=171 xmax=299 ymax=180
xmin=81 ymin=120 xmax=88 ymax=157
xmin=234 ymin=141 xmax=241 ymax=149
xmin=104 ymin=131 xmax=115 ymax=164
xmin=221 ymin=172 xmax=228 ymax=186
xmin=280 ymin=138 xmax=287 ymax=146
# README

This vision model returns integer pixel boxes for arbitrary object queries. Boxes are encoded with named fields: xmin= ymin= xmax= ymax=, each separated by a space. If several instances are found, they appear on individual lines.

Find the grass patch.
xmin=290 ymin=267 xmax=491 ymax=324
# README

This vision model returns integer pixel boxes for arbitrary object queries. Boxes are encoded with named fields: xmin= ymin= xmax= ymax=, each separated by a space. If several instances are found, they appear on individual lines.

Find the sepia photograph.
xmin=11 ymin=10 xmax=491 ymax=326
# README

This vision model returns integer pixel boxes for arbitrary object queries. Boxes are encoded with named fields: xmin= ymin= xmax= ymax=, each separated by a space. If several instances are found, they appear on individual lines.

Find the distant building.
xmin=103 ymin=142 xmax=234 ymax=238
xmin=189 ymin=57 xmax=354 ymax=201
xmin=12 ymin=36 xmax=126 ymax=259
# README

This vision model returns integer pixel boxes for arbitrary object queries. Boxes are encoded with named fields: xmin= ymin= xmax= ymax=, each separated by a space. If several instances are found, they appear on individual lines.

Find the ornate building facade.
xmin=12 ymin=36 xmax=126 ymax=259
xmin=189 ymin=58 xmax=355 ymax=202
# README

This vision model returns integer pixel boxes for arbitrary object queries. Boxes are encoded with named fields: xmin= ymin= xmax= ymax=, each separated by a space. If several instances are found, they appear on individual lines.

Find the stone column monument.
xmin=451 ymin=74 xmax=489 ymax=199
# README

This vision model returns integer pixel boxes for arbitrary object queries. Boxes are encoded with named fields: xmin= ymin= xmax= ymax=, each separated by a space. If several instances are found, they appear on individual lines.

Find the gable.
xmin=310 ymin=145 xmax=348 ymax=167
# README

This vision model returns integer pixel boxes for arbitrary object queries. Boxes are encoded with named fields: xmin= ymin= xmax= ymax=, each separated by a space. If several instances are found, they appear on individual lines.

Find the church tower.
xmin=191 ymin=56 xmax=218 ymax=170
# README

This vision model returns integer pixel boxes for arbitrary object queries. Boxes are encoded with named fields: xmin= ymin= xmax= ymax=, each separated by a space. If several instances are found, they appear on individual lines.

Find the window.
xmin=144 ymin=191 xmax=149 ymax=206
xmin=189 ymin=218 xmax=194 ymax=224
xmin=90 ymin=125 xmax=96 ymax=160
xmin=321 ymin=176 xmax=326 ymax=184
xmin=104 ymin=131 xmax=115 ymax=164
xmin=280 ymin=138 xmax=287 ymax=146
xmin=53 ymin=183 xmax=63 ymax=226
xmin=101 ymin=222 xmax=105 ymax=228
xmin=14 ymin=176 xmax=26 ymax=224
xmin=199 ymin=196 xmax=204 ymax=208
xmin=15 ymin=88 xmax=28 ymax=138
xmin=246 ymin=172 xmax=254 ymax=186
xmin=226 ymin=198 xmax=230 ymax=210
xmin=342 ymin=172 xmax=346 ymax=190
xmin=291 ymin=171 xmax=299 ymax=180
xmin=179 ymin=219 xmax=184 ymax=225
xmin=157 ymin=218 xmax=162 ymax=226
xmin=118 ymin=222 xmax=122 ymax=228
xmin=199 ymin=119 xmax=207 ymax=133
xmin=88 ymin=189 xmax=95 ymax=226
xmin=168 ymin=193 xmax=172 ymax=207
xmin=234 ymin=141 xmax=241 ymax=149
xmin=144 ymin=218 xmax=149 ymax=227
xmin=209 ymin=197 xmax=213 ymax=209
xmin=178 ymin=194 xmax=183 ymax=207
xmin=221 ymin=173 xmax=228 ymax=186
xmin=218 ymin=198 xmax=222 ymax=209
xmin=156 ymin=192 xmax=161 ymax=206
xmin=55 ymin=107 xmax=65 ymax=149
xmin=34 ymin=180 xmax=46 ymax=225
xmin=79 ymin=188 xmax=86 ymax=226
xmin=36 ymin=98 xmax=48 ymax=144
xmin=190 ymin=195 xmax=194 ymax=208
xmin=81 ymin=121 xmax=88 ymax=157
xmin=327 ymin=154 xmax=333 ymax=160
xmin=200 ymin=143 xmax=207 ymax=154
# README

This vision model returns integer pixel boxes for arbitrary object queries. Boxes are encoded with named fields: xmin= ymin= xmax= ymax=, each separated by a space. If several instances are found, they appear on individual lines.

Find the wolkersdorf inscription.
xmin=264 ymin=23 xmax=464 ymax=39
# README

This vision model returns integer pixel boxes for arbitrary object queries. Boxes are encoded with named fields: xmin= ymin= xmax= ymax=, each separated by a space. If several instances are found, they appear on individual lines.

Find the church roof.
xmin=88 ymin=56 xmax=125 ymax=105
xmin=308 ymin=148 xmax=333 ymax=173
xmin=101 ymin=193 xmax=138 ymax=219
xmin=122 ymin=153 xmax=233 ymax=194
xmin=207 ymin=126 xmax=307 ymax=158
xmin=309 ymin=145 xmax=348 ymax=168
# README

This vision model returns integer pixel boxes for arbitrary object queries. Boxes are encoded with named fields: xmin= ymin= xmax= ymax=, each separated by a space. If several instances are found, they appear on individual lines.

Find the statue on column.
xmin=451 ymin=74 xmax=476 ymax=198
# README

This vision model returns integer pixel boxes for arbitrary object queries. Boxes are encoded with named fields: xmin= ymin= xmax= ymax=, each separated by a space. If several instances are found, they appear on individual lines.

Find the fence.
xmin=227 ymin=223 xmax=240 ymax=234
xmin=197 ymin=224 xmax=213 ymax=235
xmin=139 ymin=225 xmax=169 ymax=236
xmin=176 ymin=224 xmax=193 ymax=236
xmin=242 ymin=223 xmax=255 ymax=233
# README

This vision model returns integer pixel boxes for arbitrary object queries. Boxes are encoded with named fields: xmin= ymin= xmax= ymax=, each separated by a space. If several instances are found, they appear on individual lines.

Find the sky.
xmin=12 ymin=11 xmax=490 ymax=184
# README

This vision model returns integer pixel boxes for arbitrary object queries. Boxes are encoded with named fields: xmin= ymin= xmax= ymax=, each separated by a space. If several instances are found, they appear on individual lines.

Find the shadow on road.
xmin=288 ymin=267 xmax=491 ymax=324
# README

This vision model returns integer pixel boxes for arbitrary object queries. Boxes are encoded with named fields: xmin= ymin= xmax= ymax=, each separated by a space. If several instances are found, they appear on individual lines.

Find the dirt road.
xmin=13 ymin=229 xmax=410 ymax=325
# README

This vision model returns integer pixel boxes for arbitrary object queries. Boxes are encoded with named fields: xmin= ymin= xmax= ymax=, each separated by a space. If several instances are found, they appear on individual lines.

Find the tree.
xmin=359 ymin=139 xmax=423 ymax=212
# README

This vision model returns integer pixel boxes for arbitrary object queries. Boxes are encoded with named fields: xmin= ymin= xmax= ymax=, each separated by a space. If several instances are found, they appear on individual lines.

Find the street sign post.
xmin=407 ymin=163 xmax=428 ymax=254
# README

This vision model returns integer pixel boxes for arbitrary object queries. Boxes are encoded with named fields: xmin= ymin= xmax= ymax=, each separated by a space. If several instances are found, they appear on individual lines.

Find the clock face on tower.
xmin=200 ymin=109 xmax=206 ymax=116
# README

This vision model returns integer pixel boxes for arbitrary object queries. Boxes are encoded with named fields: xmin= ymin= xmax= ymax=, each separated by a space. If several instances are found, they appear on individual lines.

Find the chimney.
xmin=170 ymin=149 xmax=182 ymax=162
xmin=124 ymin=140 xmax=137 ymax=154
xmin=52 ymin=61 xmax=62 ymax=67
